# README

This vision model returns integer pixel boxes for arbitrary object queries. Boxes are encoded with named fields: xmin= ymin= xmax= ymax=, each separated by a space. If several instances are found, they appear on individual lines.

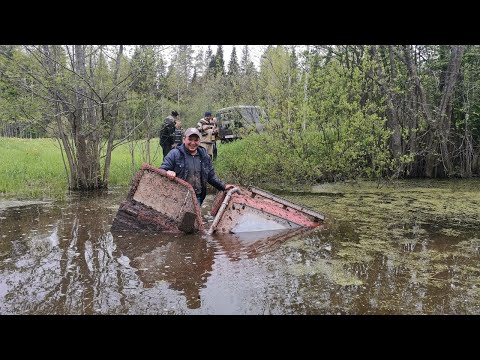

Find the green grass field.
xmin=0 ymin=138 xmax=166 ymax=199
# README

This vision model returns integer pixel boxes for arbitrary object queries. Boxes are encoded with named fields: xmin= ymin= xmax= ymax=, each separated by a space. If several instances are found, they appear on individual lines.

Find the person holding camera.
xmin=196 ymin=111 xmax=218 ymax=160
xmin=173 ymin=118 xmax=184 ymax=148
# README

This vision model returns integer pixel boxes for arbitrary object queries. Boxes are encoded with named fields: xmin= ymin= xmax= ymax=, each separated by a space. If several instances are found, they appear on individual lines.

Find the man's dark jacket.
xmin=160 ymin=116 xmax=175 ymax=147
xmin=160 ymin=144 xmax=226 ymax=202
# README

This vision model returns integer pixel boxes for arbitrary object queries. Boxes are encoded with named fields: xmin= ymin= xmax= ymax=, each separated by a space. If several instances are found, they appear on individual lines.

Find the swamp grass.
xmin=0 ymin=138 xmax=168 ymax=199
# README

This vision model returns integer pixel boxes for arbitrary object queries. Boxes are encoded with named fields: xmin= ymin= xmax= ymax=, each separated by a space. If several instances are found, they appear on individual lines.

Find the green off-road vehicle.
xmin=215 ymin=105 xmax=266 ymax=143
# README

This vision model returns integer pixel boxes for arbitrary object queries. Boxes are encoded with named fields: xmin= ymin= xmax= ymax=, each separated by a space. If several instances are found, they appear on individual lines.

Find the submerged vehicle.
xmin=208 ymin=186 xmax=324 ymax=235
xmin=215 ymin=105 xmax=266 ymax=143
xmin=111 ymin=164 xmax=203 ymax=233
xmin=111 ymin=164 xmax=325 ymax=236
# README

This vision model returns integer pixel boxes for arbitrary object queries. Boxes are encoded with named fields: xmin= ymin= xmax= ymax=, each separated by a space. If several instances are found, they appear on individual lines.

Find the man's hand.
xmin=225 ymin=184 xmax=235 ymax=190
xmin=166 ymin=170 xmax=176 ymax=180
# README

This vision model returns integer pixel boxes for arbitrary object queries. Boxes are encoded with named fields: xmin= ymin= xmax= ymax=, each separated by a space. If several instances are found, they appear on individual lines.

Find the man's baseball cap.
xmin=184 ymin=127 xmax=201 ymax=138
xmin=204 ymin=111 xmax=212 ymax=117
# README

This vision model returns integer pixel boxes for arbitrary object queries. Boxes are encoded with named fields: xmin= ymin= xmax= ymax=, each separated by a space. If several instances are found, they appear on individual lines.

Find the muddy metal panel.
xmin=111 ymin=164 xmax=203 ymax=233
xmin=209 ymin=186 xmax=325 ymax=234
xmin=249 ymin=186 xmax=325 ymax=221
xmin=133 ymin=170 xmax=196 ymax=221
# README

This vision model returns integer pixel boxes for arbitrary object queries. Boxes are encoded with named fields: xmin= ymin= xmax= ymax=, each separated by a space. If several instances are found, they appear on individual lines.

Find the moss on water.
xmin=454 ymin=238 xmax=480 ymax=257
xmin=336 ymin=244 xmax=375 ymax=263
xmin=277 ymin=179 xmax=480 ymax=311
xmin=440 ymin=228 xmax=462 ymax=237
xmin=288 ymin=258 xmax=363 ymax=286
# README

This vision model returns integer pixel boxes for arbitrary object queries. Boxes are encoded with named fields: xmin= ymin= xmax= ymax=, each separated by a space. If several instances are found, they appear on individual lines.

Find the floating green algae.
xmin=276 ymin=179 xmax=480 ymax=312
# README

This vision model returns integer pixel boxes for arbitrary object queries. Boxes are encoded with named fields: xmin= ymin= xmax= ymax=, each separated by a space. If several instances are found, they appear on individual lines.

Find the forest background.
xmin=0 ymin=45 xmax=477 ymax=193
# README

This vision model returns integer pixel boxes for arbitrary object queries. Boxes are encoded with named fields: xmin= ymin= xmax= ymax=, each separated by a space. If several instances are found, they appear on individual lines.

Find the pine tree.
xmin=205 ymin=45 xmax=216 ymax=78
xmin=215 ymin=45 xmax=225 ymax=76
xmin=193 ymin=48 xmax=205 ymax=79
xmin=228 ymin=46 xmax=240 ymax=76
xmin=240 ymin=45 xmax=250 ymax=75
xmin=205 ymin=46 xmax=213 ymax=69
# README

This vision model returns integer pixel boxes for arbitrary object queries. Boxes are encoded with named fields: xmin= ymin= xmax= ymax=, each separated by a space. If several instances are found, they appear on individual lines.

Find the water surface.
xmin=1 ymin=179 xmax=479 ymax=314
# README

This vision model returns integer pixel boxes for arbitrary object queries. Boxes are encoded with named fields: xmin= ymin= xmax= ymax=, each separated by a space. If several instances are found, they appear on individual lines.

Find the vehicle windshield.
xmin=215 ymin=106 xmax=266 ymax=142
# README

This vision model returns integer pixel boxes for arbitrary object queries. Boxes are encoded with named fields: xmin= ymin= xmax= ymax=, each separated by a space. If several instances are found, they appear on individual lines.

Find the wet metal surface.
xmin=1 ymin=179 xmax=480 ymax=314
xmin=210 ymin=186 xmax=324 ymax=234
xmin=112 ymin=164 xmax=203 ymax=233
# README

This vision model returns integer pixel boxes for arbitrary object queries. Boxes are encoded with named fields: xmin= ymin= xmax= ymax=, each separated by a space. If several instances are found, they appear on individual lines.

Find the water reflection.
xmin=0 ymin=192 xmax=125 ymax=314
xmin=113 ymin=232 xmax=214 ymax=309
xmin=212 ymin=227 xmax=323 ymax=261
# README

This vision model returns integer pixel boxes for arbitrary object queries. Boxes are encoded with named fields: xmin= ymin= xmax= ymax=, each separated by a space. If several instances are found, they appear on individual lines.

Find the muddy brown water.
xmin=1 ymin=179 xmax=480 ymax=314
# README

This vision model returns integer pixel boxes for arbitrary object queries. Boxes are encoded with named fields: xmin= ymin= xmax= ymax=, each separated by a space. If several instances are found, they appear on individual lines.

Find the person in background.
xmin=196 ymin=111 xmax=218 ymax=160
xmin=212 ymin=116 xmax=218 ymax=161
xmin=160 ymin=110 xmax=178 ymax=158
xmin=160 ymin=127 xmax=234 ymax=206
xmin=173 ymin=118 xmax=184 ymax=148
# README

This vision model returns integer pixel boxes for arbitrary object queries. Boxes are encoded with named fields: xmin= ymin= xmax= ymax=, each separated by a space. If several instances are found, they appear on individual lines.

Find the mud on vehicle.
xmin=215 ymin=106 xmax=266 ymax=143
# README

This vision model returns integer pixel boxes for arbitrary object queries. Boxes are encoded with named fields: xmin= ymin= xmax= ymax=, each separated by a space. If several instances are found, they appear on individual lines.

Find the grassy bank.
xmin=0 ymin=138 xmax=167 ymax=199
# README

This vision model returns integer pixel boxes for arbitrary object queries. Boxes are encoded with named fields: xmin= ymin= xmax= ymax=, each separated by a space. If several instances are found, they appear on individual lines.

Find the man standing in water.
xmin=160 ymin=127 xmax=234 ymax=206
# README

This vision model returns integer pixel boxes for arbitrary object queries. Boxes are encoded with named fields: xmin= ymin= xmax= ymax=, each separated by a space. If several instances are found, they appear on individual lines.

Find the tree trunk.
xmin=375 ymin=46 xmax=402 ymax=162
xmin=402 ymin=45 xmax=465 ymax=177
xmin=437 ymin=46 xmax=465 ymax=175
xmin=103 ymin=45 xmax=124 ymax=188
